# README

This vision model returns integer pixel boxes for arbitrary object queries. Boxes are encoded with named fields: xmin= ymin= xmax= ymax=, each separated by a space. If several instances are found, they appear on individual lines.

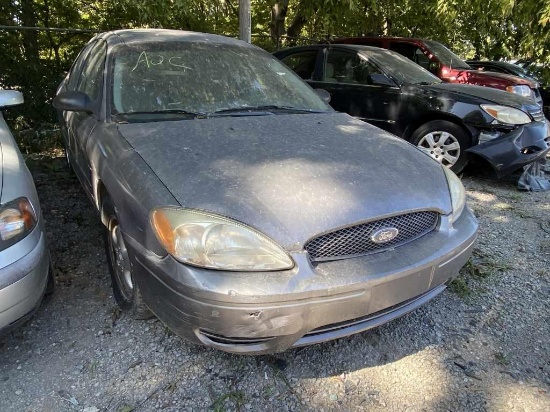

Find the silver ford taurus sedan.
xmin=53 ymin=29 xmax=478 ymax=354
xmin=0 ymin=90 xmax=53 ymax=336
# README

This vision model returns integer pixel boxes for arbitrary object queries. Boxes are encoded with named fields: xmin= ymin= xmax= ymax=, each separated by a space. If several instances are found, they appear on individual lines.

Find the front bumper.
xmin=128 ymin=208 xmax=478 ymax=355
xmin=467 ymin=120 xmax=550 ymax=177
xmin=0 ymin=232 xmax=50 ymax=336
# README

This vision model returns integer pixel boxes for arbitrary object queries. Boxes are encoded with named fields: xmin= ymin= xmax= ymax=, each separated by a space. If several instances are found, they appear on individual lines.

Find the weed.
xmin=451 ymin=254 xmax=512 ymax=299
xmin=165 ymin=380 xmax=177 ymax=393
xmin=264 ymin=357 xmax=294 ymax=394
xmin=494 ymin=352 xmax=509 ymax=365
xmin=15 ymin=125 xmax=62 ymax=154
xmin=539 ymin=240 xmax=550 ymax=253
xmin=462 ymin=254 xmax=512 ymax=278
xmin=212 ymin=391 xmax=245 ymax=412
xmin=495 ymin=203 xmax=515 ymax=211
xmin=262 ymin=384 xmax=276 ymax=399
xmin=86 ymin=359 xmax=99 ymax=377
xmin=448 ymin=277 xmax=471 ymax=298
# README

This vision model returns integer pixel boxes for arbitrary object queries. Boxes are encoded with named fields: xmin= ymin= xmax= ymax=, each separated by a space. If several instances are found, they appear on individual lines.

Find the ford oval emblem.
xmin=370 ymin=227 xmax=399 ymax=244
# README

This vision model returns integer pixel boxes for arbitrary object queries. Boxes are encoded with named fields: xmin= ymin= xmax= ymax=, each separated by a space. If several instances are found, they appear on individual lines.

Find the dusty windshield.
xmin=423 ymin=40 xmax=470 ymax=70
xmin=366 ymin=49 xmax=442 ymax=85
xmin=111 ymin=42 xmax=331 ymax=117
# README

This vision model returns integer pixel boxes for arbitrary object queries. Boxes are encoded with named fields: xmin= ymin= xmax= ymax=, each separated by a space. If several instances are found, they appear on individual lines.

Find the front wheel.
xmin=103 ymin=197 xmax=152 ymax=320
xmin=410 ymin=120 xmax=470 ymax=174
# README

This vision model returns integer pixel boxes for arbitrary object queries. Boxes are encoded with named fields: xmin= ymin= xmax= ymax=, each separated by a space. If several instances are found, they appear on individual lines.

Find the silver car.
xmin=53 ymin=30 xmax=478 ymax=354
xmin=0 ymin=90 xmax=52 ymax=335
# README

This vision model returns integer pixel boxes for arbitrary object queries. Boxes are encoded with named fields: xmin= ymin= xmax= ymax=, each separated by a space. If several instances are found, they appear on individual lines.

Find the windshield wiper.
xmin=209 ymin=105 xmax=328 ymax=115
xmin=112 ymin=109 xmax=208 ymax=119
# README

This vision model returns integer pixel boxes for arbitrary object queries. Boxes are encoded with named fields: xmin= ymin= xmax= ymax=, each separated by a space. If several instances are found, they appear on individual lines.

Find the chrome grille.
xmin=304 ymin=211 xmax=438 ymax=262
xmin=528 ymin=108 xmax=545 ymax=122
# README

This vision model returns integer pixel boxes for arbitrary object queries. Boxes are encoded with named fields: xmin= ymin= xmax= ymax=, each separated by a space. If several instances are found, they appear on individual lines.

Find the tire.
xmin=410 ymin=120 xmax=470 ymax=174
xmin=102 ymin=196 xmax=152 ymax=320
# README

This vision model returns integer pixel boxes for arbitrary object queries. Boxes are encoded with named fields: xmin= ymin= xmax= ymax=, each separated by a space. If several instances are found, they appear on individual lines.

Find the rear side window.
xmin=281 ymin=51 xmax=318 ymax=80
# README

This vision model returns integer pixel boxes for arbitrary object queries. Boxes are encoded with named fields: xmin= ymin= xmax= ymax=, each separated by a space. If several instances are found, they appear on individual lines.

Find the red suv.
xmin=334 ymin=37 xmax=544 ymax=107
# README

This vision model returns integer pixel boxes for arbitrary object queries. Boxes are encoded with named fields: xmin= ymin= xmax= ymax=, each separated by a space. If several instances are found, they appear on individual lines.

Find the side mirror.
xmin=53 ymin=91 xmax=94 ymax=114
xmin=0 ymin=90 xmax=24 ymax=109
xmin=315 ymin=88 xmax=331 ymax=104
xmin=429 ymin=61 xmax=440 ymax=73
xmin=369 ymin=74 xmax=397 ymax=87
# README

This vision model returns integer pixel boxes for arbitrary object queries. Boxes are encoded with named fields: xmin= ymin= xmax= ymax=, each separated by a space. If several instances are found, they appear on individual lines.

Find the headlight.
xmin=151 ymin=208 xmax=294 ymax=271
xmin=0 ymin=197 xmax=37 ymax=252
xmin=480 ymin=104 xmax=531 ymax=125
xmin=505 ymin=85 xmax=533 ymax=98
xmin=442 ymin=167 xmax=466 ymax=224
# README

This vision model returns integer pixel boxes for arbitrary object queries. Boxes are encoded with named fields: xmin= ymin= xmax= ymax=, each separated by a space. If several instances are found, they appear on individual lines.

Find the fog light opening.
xmin=520 ymin=146 xmax=542 ymax=154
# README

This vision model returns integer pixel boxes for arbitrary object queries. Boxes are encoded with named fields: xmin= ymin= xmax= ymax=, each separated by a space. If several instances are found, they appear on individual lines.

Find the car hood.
xmin=420 ymin=83 xmax=539 ymax=111
xmin=462 ymin=69 xmax=538 ymax=87
xmin=118 ymin=113 xmax=452 ymax=250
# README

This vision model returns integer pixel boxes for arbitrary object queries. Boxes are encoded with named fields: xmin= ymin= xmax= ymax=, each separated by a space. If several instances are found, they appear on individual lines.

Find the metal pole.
xmin=239 ymin=0 xmax=251 ymax=43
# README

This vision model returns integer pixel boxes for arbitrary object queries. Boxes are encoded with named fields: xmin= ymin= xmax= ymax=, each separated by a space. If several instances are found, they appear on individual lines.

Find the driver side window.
xmin=67 ymin=41 xmax=96 ymax=92
xmin=77 ymin=41 xmax=107 ymax=101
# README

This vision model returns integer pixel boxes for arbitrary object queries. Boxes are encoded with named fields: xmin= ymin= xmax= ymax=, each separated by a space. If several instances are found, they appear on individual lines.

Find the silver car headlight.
xmin=0 ymin=197 xmax=37 ymax=251
xmin=505 ymin=85 xmax=532 ymax=98
xmin=443 ymin=167 xmax=466 ymax=224
xmin=480 ymin=104 xmax=531 ymax=125
xmin=151 ymin=208 xmax=294 ymax=271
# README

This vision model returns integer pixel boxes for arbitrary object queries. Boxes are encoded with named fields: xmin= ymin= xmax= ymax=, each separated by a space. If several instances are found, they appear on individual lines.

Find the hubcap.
xmin=109 ymin=219 xmax=133 ymax=301
xmin=417 ymin=131 xmax=461 ymax=167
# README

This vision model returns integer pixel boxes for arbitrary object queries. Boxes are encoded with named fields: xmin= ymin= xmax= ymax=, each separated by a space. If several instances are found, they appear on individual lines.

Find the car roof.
xmin=94 ymin=29 xmax=253 ymax=49
xmin=277 ymin=43 xmax=395 ymax=55
xmin=334 ymin=36 xmax=430 ymax=43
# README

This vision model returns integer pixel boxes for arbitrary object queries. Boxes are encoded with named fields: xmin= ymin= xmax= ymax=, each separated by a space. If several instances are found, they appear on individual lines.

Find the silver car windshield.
xmin=111 ymin=43 xmax=331 ymax=117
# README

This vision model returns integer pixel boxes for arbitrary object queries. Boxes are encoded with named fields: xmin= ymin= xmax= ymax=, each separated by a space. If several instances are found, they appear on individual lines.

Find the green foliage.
xmin=212 ymin=390 xmax=245 ymax=412
xmin=2 ymin=0 xmax=550 ymax=131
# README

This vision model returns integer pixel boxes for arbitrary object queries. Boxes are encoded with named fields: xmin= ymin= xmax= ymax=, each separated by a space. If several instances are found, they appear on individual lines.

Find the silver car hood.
xmin=118 ymin=113 xmax=451 ymax=249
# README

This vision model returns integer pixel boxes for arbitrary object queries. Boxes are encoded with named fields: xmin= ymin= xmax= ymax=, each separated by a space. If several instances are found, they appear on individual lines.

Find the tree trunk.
xmin=20 ymin=0 xmax=40 ymax=65
xmin=271 ymin=1 xmax=289 ymax=42
xmin=286 ymin=13 xmax=307 ymax=40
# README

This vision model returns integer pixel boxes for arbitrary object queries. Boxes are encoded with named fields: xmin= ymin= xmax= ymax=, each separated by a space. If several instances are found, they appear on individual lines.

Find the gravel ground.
xmin=1 ymin=152 xmax=549 ymax=412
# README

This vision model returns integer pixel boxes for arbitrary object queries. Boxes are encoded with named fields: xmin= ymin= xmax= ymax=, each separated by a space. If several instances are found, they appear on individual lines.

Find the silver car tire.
xmin=410 ymin=120 xmax=470 ymax=174
xmin=102 ymin=197 xmax=152 ymax=320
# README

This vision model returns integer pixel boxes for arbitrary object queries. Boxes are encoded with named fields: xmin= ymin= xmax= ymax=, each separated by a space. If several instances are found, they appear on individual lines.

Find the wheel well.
xmin=403 ymin=113 xmax=473 ymax=143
